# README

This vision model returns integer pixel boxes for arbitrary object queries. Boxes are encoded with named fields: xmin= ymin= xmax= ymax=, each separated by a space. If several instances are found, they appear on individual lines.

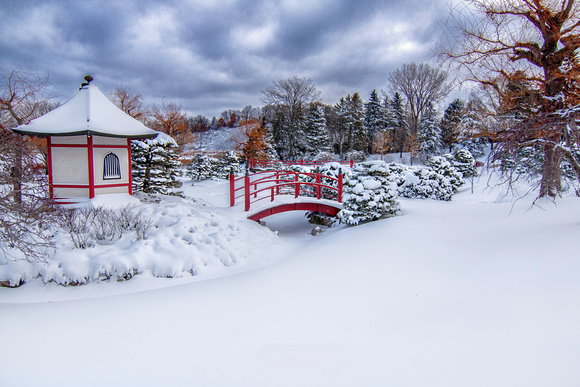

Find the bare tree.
xmin=388 ymin=62 xmax=450 ymax=137
xmin=0 ymin=70 xmax=60 ymax=266
xmin=0 ymin=129 xmax=58 ymax=266
xmin=261 ymin=76 xmax=321 ymax=159
xmin=1 ymin=70 xmax=57 ymax=203
xmin=261 ymin=76 xmax=321 ymax=113
xmin=150 ymin=101 xmax=188 ymax=145
xmin=439 ymin=0 xmax=580 ymax=198
xmin=111 ymin=85 xmax=149 ymax=122
xmin=0 ymin=70 xmax=56 ymax=129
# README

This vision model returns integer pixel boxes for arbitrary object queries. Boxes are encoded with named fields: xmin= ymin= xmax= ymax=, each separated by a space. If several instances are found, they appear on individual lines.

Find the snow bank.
xmin=0 ymin=196 xmax=281 ymax=286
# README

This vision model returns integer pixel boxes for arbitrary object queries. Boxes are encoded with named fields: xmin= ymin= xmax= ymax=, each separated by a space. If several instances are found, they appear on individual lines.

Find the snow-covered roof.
xmin=12 ymin=83 xmax=158 ymax=139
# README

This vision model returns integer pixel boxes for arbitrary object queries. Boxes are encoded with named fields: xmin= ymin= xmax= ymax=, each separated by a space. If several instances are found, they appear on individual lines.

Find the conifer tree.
xmin=417 ymin=103 xmax=442 ymax=161
xmin=364 ymin=90 xmax=386 ymax=153
xmin=304 ymin=103 xmax=331 ymax=156
xmin=131 ymin=133 xmax=183 ymax=195
xmin=349 ymin=93 xmax=368 ymax=153
xmin=387 ymin=92 xmax=408 ymax=157
xmin=334 ymin=97 xmax=351 ymax=155
xmin=440 ymin=99 xmax=464 ymax=152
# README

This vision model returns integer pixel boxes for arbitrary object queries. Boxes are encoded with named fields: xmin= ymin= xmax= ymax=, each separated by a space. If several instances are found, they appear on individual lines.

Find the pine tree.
xmin=304 ymin=103 xmax=331 ymax=156
xmin=349 ymin=93 xmax=368 ymax=153
xmin=334 ymin=97 xmax=351 ymax=156
xmin=417 ymin=103 xmax=442 ymax=161
xmin=337 ymin=93 xmax=367 ymax=154
xmin=440 ymin=99 xmax=464 ymax=152
xmin=131 ymin=133 xmax=183 ymax=195
xmin=387 ymin=92 xmax=408 ymax=157
xmin=364 ymin=90 xmax=386 ymax=153
xmin=271 ymin=106 xmax=306 ymax=160
xmin=456 ymin=98 xmax=487 ymax=157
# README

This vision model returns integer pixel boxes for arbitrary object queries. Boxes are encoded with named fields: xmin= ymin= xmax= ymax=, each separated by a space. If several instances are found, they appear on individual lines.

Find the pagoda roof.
xmin=13 ymin=83 xmax=158 ymax=139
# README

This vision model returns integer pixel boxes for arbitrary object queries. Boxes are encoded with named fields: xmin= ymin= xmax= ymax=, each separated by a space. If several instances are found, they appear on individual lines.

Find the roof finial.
xmin=80 ymin=75 xmax=93 ymax=89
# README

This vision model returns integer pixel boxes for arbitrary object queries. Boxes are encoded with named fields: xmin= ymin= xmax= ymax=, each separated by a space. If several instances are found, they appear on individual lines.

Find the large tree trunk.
xmin=539 ymin=142 xmax=562 ymax=198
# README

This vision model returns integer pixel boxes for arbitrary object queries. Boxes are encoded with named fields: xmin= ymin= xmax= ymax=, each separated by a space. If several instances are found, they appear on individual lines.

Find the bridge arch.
xmin=247 ymin=202 xmax=341 ymax=222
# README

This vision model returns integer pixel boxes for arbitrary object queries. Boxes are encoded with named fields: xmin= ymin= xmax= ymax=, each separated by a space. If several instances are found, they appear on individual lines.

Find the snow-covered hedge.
xmin=338 ymin=161 xmax=399 ymax=225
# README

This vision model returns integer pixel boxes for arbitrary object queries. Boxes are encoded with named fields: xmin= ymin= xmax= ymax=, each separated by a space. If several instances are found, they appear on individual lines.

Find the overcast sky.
xmin=1 ymin=0 xmax=455 ymax=118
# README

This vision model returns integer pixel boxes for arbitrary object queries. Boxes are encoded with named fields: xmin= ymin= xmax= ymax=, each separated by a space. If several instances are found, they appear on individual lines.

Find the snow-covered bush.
xmin=188 ymin=154 xmax=220 ymax=181
xmin=131 ymin=133 xmax=183 ymax=195
xmin=312 ymin=151 xmax=336 ymax=162
xmin=188 ymin=152 xmax=242 ymax=180
xmin=426 ymin=155 xmax=464 ymax=191
xmin=57 ymin=205 xmax=153 ymax=249
xmin=344 ymin=150 xmax=366 ymax=162
xmin=338 ymin=161 xmax=399 ymax=225
xmin=398 ymin=167 xmax=455 ymax=201
xmin=449 ymin=149 xmax=478 ymax=179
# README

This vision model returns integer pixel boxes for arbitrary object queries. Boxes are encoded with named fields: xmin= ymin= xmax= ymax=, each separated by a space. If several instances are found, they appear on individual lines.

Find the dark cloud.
xmin=0 ymin=0 xmax=452 ymax=118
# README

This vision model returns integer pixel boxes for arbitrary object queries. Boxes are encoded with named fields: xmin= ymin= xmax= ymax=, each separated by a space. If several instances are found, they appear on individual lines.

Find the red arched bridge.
xmin=229 ymin=170 xmax=343 ymax=221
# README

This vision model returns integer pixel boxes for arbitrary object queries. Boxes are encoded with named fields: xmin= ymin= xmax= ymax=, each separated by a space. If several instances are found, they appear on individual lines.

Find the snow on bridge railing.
xmin=249 ymin=158 xmax=353 ymax=170
xmin=230 ymin=169 xmax=343 ymax=212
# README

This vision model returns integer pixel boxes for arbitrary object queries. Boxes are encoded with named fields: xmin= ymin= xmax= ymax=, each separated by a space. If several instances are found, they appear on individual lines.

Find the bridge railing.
xmin=249 ymin=158 xmax=353 ymax=170
xmin=230 ymin=170 xmax=343 ymax=212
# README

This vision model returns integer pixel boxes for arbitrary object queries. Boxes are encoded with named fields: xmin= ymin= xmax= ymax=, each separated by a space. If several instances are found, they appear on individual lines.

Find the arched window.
xmin=103 ymin=152 xmax=121 ymax=179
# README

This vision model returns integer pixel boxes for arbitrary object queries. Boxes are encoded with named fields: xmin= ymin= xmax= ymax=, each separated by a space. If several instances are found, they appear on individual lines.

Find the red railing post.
xmin=316 ymin=173 xmax=321 ymax=199
xmin=337 ymin=169 xmax=343 ymax=203
xmin=230 ymin=174 xmax=235 ymax=206
xmin=244 ymin=173 xmax=250 ymax=211
xmin=350 ymin=159 xmax=353 ymax=168
xmin=276 ymin=170 xmax=280 ymax=195
xmin=294 ymin=172 xmax=299 ymax=198
xmin=301 ymin=159 xmax=304 ymax=166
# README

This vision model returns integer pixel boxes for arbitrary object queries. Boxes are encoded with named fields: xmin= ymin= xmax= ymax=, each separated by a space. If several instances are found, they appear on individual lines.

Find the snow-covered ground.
xmin=1 ymin=169 xmax=580 ymax=386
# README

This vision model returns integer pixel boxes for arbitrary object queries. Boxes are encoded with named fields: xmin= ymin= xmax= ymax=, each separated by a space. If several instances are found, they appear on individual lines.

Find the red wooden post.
xmin=271 ymin=187 xmax=275 ymax=201
xmin=301 ymin=159 xmax=304 ymax=166
xmin=337 ymin=169 xmax=343 ymax=203
xmin=244 ymin=173 xmax=250 ymax=211
xmin=46 ymin=136 xmax=54 ymax=198
xmin=87 ymin=135 xmax=95 ymax=198
xmin=350 ymin=159 xmax=353 ymax=168
xmin=316 ymin=173 xmax=321 ymax=199
xmin=294 ymin=172 xmax=299 ymax=198
xmin=127 ymin=138 xmax=133 ymax=195
xmin=276 ymin=170 xmax=280 ymax=195
xmin=229 ymin=174 xmax=235 ymax=206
